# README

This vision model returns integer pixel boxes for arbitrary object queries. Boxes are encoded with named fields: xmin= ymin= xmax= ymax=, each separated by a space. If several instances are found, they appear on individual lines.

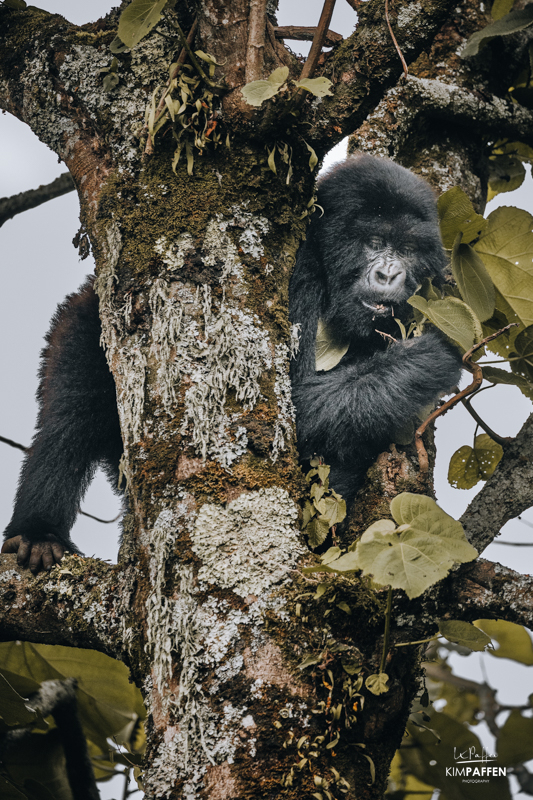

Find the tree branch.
xmin=246 ymin=0 xmax=268 ymax=82
xmin=0 ymin=173 xmax=74 ymax=227
xmin=460 ymin=414 xmax=533 ymax=553
xmin=299 ymin=0 xmax=337 ymax=82
xmin=273 ymin=25 xmax=343 ymax=46
xmin=0 ymin=554 xmax=129 ymax=660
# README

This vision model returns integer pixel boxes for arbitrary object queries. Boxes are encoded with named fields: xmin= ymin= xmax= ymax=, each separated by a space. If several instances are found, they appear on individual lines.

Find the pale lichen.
xmin=272 ymin=343 xmax=296 ymax=462
xmin=190 ymin=487 xmax=304 ymax=597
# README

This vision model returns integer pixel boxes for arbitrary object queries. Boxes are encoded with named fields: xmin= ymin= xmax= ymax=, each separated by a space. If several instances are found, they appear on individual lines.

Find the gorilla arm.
xmin=292 ymin=331 xmax=462 ymax=465
xmin=2 ymin=280 xmax=122 ymax=574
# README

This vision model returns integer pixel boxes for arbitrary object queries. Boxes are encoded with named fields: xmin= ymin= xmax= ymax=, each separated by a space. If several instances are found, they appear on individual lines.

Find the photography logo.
xmin=445 ymin=746 xmax=506 ymax=784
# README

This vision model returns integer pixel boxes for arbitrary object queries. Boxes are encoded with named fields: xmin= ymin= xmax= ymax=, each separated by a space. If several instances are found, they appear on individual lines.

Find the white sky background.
xmin=1 ymin=2 xmax=532 ymax=797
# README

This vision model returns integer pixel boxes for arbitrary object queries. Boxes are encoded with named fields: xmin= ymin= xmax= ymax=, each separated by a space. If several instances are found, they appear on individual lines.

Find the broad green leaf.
xmin=267 ymin=66 xmax=289 ymax=85
xmin=451 ymin=239 xmax=495 ymax=321
xmin=0 ymin=642 xmax=145 ymax=752
xmin=448 ymin=444 xmax=481 ymax=489
xmin=474 ymin=619 xmax=533 ymax=664
xmin=109 ymin=35 xmax=130 ymax=53
xmin=387 ymin=752 xmax=434 ymax=800
xmin=306 ymin=516 xmax=330 ymax=548
xmin=513 ymin=324 xmax=533 ymax=370
xmin=365 ymin=673 xmax=389 ymax=695
xmin=293 ymin=77 xmax=334 ymax=97
xmin=315 ymin=318 xmax=349 ymax=370
xmin=475 ymin=207 xmax=533 ymax=327
xmin=473 ymin=433 xmax=503 ymax=477
xmin=481 ymin=365 xmax=533 ymax=400
xmin=487 ymin=154 xmax=526 ymax=201
xmin=492 ymin=139 xmax=533 ymax=164
xmin=118 ymin=0 xmax=168 ymax=49
xmin=497 ymin=709 xmax=533 ymax=766
xmin=298 ymin=653 xmax=323 ymax=670
xmin=462 ymin=6 xmax=533 ymax=57
xmin=321 ymin=546 xmax=342 ymax=564
xmin=438 ymin=620 xmax=491 ymax=651
xmin=407 ymin=295 xmax=481 ymax=352
xmin=0 ymin=672 xmax=37 ymax=726
xmin=437 ymin=186 xmax=487 ymax=248
xmin=491 ymin=0 xmax=515 ymax=19
xmin=241 ymin=66 xmax=288 ymax=107
xmin=241 ymin=81 xmax=281 ymax=107
xmin=302 ymin=550 xmax=360 ymax=574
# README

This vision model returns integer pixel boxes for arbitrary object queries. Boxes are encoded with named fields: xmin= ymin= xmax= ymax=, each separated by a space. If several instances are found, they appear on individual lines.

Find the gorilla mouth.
xmin=362 ymin=300 xmax=394 ymax=316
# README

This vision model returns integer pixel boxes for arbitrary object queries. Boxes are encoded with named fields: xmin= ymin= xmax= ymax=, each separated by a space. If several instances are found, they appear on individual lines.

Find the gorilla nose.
xmin=374 ymin=263 xmax=405 ymax=287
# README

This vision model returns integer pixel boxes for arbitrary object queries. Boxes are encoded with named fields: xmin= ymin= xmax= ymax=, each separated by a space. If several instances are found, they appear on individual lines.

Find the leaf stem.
xmin=379 ymin=586 xmax=393 ymax=674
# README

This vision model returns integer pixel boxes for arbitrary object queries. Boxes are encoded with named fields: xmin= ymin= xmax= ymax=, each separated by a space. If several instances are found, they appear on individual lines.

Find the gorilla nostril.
xmin=376 ymin=270 xmax=388 ymax=284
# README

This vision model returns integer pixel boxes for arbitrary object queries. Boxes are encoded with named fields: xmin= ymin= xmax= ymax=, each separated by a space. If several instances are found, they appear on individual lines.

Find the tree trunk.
xmin=2 ymin=2 xmax=533 ymax=798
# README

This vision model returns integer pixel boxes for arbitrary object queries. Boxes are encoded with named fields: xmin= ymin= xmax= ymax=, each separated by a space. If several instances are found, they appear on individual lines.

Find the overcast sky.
xmin=1 ymin=3 xmax=533 ymax=796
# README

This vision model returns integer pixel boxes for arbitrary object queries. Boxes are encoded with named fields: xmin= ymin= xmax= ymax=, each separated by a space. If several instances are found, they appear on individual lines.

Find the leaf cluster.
xmin=241 ymin=66 xmax=333 ymax=108
xmin=301 ymin=461 xmax=346 ymax=549
xmin=0 ymin=642 xmax=145 ymax=799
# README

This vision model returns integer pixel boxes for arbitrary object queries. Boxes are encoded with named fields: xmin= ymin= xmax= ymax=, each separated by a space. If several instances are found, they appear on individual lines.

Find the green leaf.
xmin=448 ymin=434 xmax=503 ymax=489
xmin=103 ymin=72 xmax=120 ymax=92
xmin=487 ymin=154 xmax=526 ymax=201
xmin=321 ymin=546 xmax=342 ymax=564
xmin=407 ymin=295 xmax=481 ymax=352
xmin=293 ymin=77 xmax=334 ymax=97
xmin=0 ymin=672 xmax=37 ymax=726
xmin=481 ymin=365 xmax=533 ymax=400
xmin=491 ymin=0 xmax=515 ymax=20
xmin=438 ymin=620 xmax=491 ymax=650
xmin=268 ymin=66 xmax=289 ymax=85
xmin=448 ymin=444 xmax=481 ymax=489
xmin=473 ymin=433 xmax=503 ymax=477
xmin=109 ymin=35 xmax=130 ymax=53
xmin=118 ymin=0 xmax=169 ymax=49
xmin=351 ymin=494 xmax=477 ymax=599
xmin=475 ymin=206 xmax=533 ymax=327
xmin=365 ymin=673 xmax=389 ymax=695
xmin=451 ymin=239 xmax=495 ymax=321
xmin=298 ymin=653 xmax=323 ymax=670
xmin=497 ymin=709 xmax=533 ymax=766
xmin=241 ymin=66 xmax=289 ymax=107
xmin=337 ymin=601 xmax=351 ymax=614
xmin=462 ymin=6 xmax=533 ymax=57
xmin=437 ymin=186 xmax=487 ymax=248
xmin=304 ymin=140 xmax=319 ymax=171
xmin=315 ymin=318 xmax=349 ymax=370
xmin=306 ymin=516 xmax=330 ymax=548
xmin=474 ymin=619 xmax=533 ymax=664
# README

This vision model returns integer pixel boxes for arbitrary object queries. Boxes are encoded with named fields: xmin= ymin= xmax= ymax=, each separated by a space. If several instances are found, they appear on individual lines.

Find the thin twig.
xmin=0 ymin=434 xmax=28 ymax=452
xmin=273 ymin=26 xmax=343 ymax=46
xmin=375 ymin=329 xmax=397 ymax=344
xmin=344 ymin=0 xmax=360 ymax=10
xmin=461 ymin=395 xmax=512 ymax=447
xmin=246 ymin=0 xmax=268 ymax=83
xmin=78 ymin=510 xmax=122 ymax=524
xmin=293 ymin=0 xmax=337 ymax=110
xmin=0 ymin=173 xmax=74 ymax=227
xmin=385 ymin=0 xmax=408 ymax=78
xmin=415 ymin=324 xmax=517 ymax=475
xmin=379 ymin=587 xmax=393 ymax=674
xmin=493 ymin=540 xmax=533 ymax=546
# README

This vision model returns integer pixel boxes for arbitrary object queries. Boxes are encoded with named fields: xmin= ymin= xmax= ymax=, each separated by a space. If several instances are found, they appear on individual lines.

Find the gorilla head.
xmin=310 ymin=155 xmax=447 ymax=340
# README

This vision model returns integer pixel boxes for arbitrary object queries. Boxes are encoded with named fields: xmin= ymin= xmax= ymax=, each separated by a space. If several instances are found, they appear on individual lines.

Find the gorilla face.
xmin=313 ymin=156 xmax=447 ymax=341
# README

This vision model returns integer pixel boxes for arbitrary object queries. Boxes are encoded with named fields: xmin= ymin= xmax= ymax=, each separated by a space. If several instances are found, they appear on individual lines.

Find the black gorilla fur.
xmin=289 ymin=155 xmax=462 ymax=505
xmin=2 ymin=281 xmax=123 ymax=573
xmin=3 ymin=154 xmax=461 ymax=573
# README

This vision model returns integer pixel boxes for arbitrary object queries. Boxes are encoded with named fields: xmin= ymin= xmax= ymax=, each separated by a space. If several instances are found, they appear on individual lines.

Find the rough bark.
xmin=0 ymin=1 xmax=532 ymax=798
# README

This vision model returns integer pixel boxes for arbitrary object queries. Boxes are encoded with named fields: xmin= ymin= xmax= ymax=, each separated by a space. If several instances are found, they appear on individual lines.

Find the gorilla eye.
xmin=399 ymin=245 xmax=414 ymax=257
xmin=369 ymin=237 xmax=385 ymax=249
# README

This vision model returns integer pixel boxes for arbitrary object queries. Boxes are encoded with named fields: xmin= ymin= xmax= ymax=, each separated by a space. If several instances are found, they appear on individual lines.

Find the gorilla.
xmin=289 ymin=155 xmax=462 ymax=506
xmin=2 ymin=154 xmax=461 ymax=574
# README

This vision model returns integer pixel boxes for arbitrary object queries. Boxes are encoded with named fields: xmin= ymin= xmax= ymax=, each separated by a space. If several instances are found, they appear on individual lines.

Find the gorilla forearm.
xmin=293 ymin=333 xmax=461 ymax=462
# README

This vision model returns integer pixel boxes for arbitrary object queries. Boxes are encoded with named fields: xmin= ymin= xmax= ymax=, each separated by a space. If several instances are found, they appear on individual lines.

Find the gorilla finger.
xmin=17 ymin=540 xmax=32 ymax=566
xmin=41 ymin=546 xmax=56 ymax=572
xmin=51 ymin=543 xmax=65 ymax=562
xmin=29 ymin=546 xmax=46 ymax=574
xmin=1 ymin=536 xmax=22 ymax=554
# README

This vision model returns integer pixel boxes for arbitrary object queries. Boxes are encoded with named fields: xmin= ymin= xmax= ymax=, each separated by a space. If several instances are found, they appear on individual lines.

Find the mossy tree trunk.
xmin=2 ymin=2 xmax=533 ymax=799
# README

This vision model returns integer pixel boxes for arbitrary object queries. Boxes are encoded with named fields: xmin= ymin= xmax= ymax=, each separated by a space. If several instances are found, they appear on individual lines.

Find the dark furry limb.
xmin=2 ymin=278 xmax=122 ymax=573
xmin=289 ymin=155 xmax=462 ymax=506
